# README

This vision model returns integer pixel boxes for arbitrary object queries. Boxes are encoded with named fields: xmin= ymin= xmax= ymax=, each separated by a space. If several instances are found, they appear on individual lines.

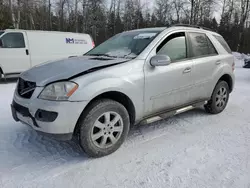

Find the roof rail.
xmin=173 ymin=24 xmax=214 ymax=32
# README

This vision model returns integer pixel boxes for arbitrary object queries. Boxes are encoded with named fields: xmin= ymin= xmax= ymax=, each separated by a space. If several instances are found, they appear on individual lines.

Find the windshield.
xmin=0 ymin=31 xmax=4 ymax=37
xmin=85 ymin=30 xmax=162 ymax=59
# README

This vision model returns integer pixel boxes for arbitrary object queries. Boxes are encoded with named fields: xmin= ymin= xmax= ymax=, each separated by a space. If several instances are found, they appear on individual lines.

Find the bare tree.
xmin=222 ymin=0 xmax=227 ymax=15
xmin=190 ymin=0 xmax=194 ymax=24
xmin=75 ymin=0 xmax=78 ymax=32
xmin=108 ymin=0 xmax=116 ymax=34
xmin=57 ymin=0 xmax=67 ymax=30
xmin=237 ymin=0 xmax=250 ymax=51
xmin=172 ymin=0 xmax=187 ymax=23
xmin=155 ymin=0 xmax=172 ymax=25
xmin=123 ymin=0 xmax=135 ymax=30
xmin=2 ymin=0 xmax=250 ymax=53
xmin=49 ymin=0 xmax=52 ymax=30
xmin=82 ymin=0 xmax=89 ymax=32
xmin=9 ymin=0 xmax=15 ymax=27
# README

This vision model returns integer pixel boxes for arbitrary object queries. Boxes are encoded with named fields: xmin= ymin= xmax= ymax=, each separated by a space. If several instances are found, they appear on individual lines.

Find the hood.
xmin=20 ymin=56 xmax=129 ymax=86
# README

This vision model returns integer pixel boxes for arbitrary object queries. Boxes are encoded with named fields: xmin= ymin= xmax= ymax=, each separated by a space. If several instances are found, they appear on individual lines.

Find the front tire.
xmin=204 ymin=81 xmax=230 ymax=114
xmin=78 ymin=99 xmax=130 ymax=158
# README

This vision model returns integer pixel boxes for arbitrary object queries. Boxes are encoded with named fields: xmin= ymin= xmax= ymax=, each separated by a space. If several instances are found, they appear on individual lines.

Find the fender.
xmin=70 ymin=74 xmax=145 ymax=120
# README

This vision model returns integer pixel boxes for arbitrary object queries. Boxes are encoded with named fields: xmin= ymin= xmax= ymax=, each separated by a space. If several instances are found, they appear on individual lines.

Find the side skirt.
xmin=138 ymin=100 xmax=208 ymax=125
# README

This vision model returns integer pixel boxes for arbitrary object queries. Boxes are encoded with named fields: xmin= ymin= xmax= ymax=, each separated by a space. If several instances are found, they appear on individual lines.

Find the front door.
xmin=0 ymin=32 xmax=30 ymax=74
xmin=144 ymin=32 xmax=195 ymax=117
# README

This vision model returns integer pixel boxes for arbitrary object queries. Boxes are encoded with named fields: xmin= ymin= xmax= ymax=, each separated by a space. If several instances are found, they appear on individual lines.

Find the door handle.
xmin=183 ymin=67 xmax=191 ymax=74
xmin=26 ymin=49 xmax=29 ymax=55
xmin=215 ymin=60 xmax=221 ymax=65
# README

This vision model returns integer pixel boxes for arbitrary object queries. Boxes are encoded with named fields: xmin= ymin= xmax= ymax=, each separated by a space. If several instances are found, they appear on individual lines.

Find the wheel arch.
xmin=0 ymin=66 xmax=3 ymax=79
xmin=218 ymin=74 xmax=233 ymax=93
xmin=74 ymin=91 xmax=136 ymax=135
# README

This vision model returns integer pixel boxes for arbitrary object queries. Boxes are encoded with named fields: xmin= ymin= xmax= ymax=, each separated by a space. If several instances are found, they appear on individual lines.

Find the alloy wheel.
xmin=215 ymin=86 xmax=228 ymax=108
xmin=91 ymin=111 xmax=124 ymax=148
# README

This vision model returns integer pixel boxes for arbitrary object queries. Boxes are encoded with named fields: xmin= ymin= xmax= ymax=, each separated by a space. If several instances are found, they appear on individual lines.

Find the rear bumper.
xmin=12 ymin=89 xmax=88 ymax=140
xmin=231 ymin=73 xmax=236 ymax=93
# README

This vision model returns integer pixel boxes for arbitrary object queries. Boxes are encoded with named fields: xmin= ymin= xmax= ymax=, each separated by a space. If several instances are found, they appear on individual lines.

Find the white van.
xmin=0 ymin=29 xmax=94 ymax=79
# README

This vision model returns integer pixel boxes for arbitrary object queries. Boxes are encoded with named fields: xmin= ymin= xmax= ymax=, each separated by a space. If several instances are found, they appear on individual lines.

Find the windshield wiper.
xmin=87 ymin=54 xmax=119 ymax=58
xmin=122 ymin=52 xmax=137 ymax=59
xmin=87 ymin=53 xmax=135 ymax=59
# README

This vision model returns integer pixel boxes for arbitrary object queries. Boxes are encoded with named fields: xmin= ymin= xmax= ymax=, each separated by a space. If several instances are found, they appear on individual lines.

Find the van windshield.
xmin=85 ymin=30 xmax=162 ymax=59
xmin=0 ymin=31 xmax=4 ymax=37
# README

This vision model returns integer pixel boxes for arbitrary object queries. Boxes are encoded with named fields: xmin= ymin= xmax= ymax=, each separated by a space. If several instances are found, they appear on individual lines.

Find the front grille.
xmin=17 ymin=78 xmax=36 ymax=99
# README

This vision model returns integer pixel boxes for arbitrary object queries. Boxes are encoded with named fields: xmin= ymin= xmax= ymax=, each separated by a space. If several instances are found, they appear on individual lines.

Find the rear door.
xmin=0 ymin=31 xmax=30 ymax=74
xmin=187 ymin=32 xmax=220 ymax=100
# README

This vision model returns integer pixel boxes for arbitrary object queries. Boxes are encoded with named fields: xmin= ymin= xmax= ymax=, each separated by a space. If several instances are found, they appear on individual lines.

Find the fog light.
xmin=35 ymin=109 xmax=58 ymax=122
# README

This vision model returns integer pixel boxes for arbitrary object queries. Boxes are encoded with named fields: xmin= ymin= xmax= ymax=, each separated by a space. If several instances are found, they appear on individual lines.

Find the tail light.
xmin=232 ymin=61 xmax=235 ymax=71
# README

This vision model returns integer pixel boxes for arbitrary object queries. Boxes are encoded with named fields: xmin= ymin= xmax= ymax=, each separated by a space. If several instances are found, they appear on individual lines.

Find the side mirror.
xmin=150 ymin=55 xmax=171 ymax=67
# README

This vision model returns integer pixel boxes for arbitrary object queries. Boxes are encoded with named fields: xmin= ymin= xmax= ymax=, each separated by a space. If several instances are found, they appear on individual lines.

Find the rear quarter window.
xmin=213 ymin=35 xmax=232 ymax=54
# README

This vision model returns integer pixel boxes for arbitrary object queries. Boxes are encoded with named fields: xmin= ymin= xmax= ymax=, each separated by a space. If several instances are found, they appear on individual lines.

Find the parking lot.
xmin=0 ymin=58 xmax=250 ymax=188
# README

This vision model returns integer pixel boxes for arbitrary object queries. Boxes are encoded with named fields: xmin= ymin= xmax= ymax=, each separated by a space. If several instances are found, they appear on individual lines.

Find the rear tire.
xmin=78 ymin=99 xmax=130 ymax=158
xmin=204 ymin=81 xmax=230 ymax=114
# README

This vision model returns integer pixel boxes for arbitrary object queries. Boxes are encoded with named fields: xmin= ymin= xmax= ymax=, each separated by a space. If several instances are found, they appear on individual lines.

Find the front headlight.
xmin=39 ymin=81 xmax=78 ymax=101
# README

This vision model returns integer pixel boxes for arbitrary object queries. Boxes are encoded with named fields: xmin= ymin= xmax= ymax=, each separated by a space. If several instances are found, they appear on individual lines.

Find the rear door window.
xmin=0 ymin=32 xmax=25 ymax=48
xmin=188 ymin=32 xmax=217 ymax=58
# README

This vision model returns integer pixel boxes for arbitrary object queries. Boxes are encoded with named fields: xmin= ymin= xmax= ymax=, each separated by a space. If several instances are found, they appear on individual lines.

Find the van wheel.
xmin=204 ymin=81 xmax=230 ymax=114
xmin=0 ymin=73 xmax=3 ymax=82
xmin=78 ymin=99 xmax=130 ymax=158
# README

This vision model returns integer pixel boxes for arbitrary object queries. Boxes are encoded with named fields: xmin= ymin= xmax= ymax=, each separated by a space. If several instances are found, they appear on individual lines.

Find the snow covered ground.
xmin=0 ymin=58 xmax=250 ymax=188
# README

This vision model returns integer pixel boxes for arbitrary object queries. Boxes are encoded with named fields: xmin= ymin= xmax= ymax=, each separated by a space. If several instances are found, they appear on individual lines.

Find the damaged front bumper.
xmin=11 ymin=88 xmax=88 ymax=141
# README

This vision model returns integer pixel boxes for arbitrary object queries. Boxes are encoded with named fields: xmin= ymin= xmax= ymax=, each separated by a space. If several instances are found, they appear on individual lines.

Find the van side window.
xmin=156 ymin=32 xmax=187 ymax=62
xmin=1 ymin=33 xmax=25 ymax=48
xmin=188 ymin=32 xmax=217 ymax=58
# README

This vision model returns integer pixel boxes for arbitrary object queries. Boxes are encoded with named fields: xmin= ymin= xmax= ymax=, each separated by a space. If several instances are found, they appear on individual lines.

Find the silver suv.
xmin=11 ymin=25 xmax=235 ymax=157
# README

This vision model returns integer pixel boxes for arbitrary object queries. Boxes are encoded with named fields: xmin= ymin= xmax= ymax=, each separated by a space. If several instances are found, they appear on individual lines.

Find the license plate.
xmin=16 ymin=112 xmax=34 ymax=126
